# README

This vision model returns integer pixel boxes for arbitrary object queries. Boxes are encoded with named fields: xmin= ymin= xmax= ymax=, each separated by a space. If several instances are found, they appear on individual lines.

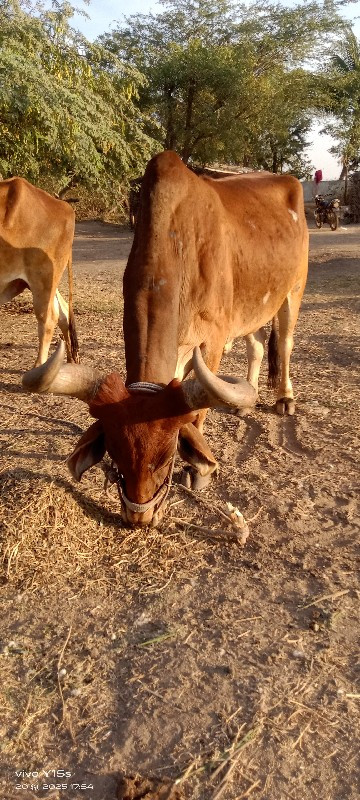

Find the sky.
xmin=68 ymin=0 xmax=360 ymax=179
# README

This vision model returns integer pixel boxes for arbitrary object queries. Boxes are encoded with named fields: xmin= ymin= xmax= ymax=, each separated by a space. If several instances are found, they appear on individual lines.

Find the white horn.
xmin=181 ymin=346 xmax=257 ymax=410
xmin=22 ymin=341 xmax=102 ymax=402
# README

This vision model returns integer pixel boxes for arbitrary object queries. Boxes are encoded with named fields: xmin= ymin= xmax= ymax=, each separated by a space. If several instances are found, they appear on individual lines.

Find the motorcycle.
xmin=314 ymin=195 xmax=340 ymax=231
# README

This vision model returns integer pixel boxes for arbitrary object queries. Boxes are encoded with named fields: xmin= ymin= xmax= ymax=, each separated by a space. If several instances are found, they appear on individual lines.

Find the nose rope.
xmin=114 ymin=381 xmax=178 ymax=516
xmin=115 ymin=436 xmax=178 ymax=514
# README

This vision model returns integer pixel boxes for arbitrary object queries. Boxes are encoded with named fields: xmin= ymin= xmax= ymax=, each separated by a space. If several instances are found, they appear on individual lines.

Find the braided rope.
xmin=127 ymin=381 xmax=161 ymax=393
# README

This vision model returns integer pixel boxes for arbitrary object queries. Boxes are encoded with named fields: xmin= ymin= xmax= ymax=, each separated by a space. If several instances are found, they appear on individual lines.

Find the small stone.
xmin=8 ymin=641 xmax=24 ymax=654
xmin=58 ymin=668 xmax=67 ymax=678
xmin=134 ymin=613 xmax=151 ymax=627
xmin=292 ymin=649 xmax=306 ymax=659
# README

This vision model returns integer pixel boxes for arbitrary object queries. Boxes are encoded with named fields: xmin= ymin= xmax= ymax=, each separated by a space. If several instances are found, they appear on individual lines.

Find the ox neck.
xmin=123 ymin=218 xmax=181 ymax=386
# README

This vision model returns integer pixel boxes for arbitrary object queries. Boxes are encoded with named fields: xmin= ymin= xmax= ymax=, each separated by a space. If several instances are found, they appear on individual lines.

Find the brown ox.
xmin=1 ymin=177 xmax=79 ymax=365
xmin=22 ymin=151 xmax=308 ymax=526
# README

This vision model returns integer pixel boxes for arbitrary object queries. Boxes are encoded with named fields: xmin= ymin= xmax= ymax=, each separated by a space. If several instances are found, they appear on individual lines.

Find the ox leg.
xmin=178 ymin=416 xmax=218 ymax=490
xmin=275 ymin=290 xmax=302 ymax=416
xmin=179 ymin=350 xmax=220 ymax=489
xmin=55 ymin=290 xmax=73 ymax=362
xmin=245 ymin=328 xmax=266 ymax=396
xmin=32 ymin=291 xmax=59 ymax=367
xmin=179 ymin=343 xmax=230 ymax=488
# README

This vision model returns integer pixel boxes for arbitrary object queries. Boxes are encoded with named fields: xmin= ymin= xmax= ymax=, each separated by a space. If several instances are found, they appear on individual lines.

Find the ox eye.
xmin=155 ymin=451 xmax=174 ymax=471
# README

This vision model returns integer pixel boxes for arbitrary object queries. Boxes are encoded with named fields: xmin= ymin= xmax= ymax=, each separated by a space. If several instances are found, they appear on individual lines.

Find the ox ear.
xmin=178 ymin=423 xmax=217 ymax=476
xmin=67 ymin=420 xmax=106 ymax=481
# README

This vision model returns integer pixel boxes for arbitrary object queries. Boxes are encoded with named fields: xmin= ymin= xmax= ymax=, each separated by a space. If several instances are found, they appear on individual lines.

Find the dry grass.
xmin=0 ymin=223 xmax=359 ymax=800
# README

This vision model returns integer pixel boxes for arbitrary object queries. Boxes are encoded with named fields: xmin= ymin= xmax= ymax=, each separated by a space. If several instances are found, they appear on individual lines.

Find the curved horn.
xmin=181 ymin=346 xmax=257 ymax=411
xmin=22 ymin=341 xmax=102 ymax=402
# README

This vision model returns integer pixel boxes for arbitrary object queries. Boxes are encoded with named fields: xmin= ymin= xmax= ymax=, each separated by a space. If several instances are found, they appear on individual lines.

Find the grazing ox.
xmin=22 ymin=151 xmax=308 ymax=526
xmin=1 ymin=177 xmax=79 ymax=365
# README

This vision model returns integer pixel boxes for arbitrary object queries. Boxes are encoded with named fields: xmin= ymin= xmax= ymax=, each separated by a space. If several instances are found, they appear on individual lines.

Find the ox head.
xmin=22 ymin=343 xmax=256 ymax=526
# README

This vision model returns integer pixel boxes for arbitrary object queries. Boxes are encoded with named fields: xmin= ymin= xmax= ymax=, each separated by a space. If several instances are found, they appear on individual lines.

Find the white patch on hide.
xmin=288 ymin=209 xmax=298 ymax=222
xmin=262 ymin=291 xmax=270 ymax=305
xmin=223 ymin=340 xmax=233 ymax=354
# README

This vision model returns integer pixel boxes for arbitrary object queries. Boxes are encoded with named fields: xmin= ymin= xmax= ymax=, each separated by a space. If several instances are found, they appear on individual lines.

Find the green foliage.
xmin=323 ymin=30 xmax=360 ymax=172
xmin=0 ymin=0 xmax=155 ymax=196
xmin=0 ymin=0 xmax=357 ymax=201
xmin=100 ymin=0 xmax=351 ymax=174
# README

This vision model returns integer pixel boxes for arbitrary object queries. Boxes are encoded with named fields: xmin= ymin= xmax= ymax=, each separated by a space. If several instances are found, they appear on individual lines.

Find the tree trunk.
xmin=58 ymin=175 xmax=78 ymax=199
xmin=181 ymin=78 xmax=196 ymax=164
xmin=268 ymin=137 xmax=279 ymax=174
xmin=164 ymin=85 xmax=176 ymax=151
xmin=271 ymin=148 xmax=279 ymax=174
xmin=344 ymin=164 xmax=348 ymax=205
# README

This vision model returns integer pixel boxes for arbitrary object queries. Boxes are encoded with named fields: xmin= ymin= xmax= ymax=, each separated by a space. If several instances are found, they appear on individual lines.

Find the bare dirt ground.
xmin=0 ymin=220 xmax=359 ymax=800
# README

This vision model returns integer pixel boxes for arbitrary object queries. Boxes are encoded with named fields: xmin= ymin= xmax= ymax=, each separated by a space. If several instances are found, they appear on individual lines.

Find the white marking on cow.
xmin=262 ymin=291 xmax=270 ymax=304
xmin=223 ymin=339 xmax=233 ymax=354
xmin=288 ymin=209 xmax=298 ymax=222
xmin=248 ymin=220 xmax=256 ymax=230
xmin=149 ymin=277 xmax=167 ymax=291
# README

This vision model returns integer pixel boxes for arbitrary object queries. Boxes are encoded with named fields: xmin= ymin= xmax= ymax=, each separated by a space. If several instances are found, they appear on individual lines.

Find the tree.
xmin=0 ymin=0 xmax=155 ymax=195
xmin=324 ymin=29 xmax=360 ymax=179
xmin=99 ymin=0 xmax=351 ymax=171
xmin=243 ymin=68 xmax=315 ymax=177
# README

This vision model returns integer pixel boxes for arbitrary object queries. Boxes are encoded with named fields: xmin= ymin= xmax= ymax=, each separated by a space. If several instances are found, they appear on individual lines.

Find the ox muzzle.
xmin=114 ymin=452 xmax=176 ymax=527
xmin=113 ymin=381 xmax=178 ymax=527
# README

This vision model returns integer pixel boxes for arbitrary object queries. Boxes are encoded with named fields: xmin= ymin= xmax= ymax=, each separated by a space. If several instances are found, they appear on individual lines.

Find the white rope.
xmin=116 ymin=434 xmax=178 ymax=515
xmin=118 ymin=478 xmax=168 ymax=513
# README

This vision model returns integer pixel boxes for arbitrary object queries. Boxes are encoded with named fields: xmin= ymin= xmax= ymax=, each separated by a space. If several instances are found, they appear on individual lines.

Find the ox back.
xmin=0 ymin=176 xmax=79 ymax=365
xmin=123 ymin=150 xmax=308 ymax=389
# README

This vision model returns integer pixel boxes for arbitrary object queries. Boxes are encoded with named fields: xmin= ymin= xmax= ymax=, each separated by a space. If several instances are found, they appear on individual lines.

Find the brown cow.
xmin=1 ymin=177 xmax=79 ymax=365
xmin=22 ymin=151 xmax=308 ymax=527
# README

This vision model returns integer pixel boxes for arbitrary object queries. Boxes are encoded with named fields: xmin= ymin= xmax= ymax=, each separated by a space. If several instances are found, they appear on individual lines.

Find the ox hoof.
xmin=180 ymin=466 xmax=213 ymax=491
xmin=235 ymin=405 xmax=255 ymax=418
xmin=276 ymin=398 xmax=295 ymax=416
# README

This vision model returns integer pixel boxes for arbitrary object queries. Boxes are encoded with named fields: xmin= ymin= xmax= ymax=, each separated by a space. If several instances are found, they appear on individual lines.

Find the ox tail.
xmin=267 ymin=317 xmax=280 ymax=389
xmin=67 ymin=254 xmax=80 ymax=363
